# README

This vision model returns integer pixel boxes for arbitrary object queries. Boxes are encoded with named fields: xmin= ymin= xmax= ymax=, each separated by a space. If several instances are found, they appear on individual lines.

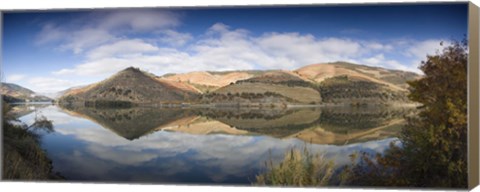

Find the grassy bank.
xmin=2 ymin=103 xmax=62 ymax=180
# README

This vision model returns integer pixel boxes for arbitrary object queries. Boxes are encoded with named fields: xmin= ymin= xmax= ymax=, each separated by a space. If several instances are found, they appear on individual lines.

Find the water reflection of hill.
xmin=59 ymin=106 xmax=415 ymax=144
xmin=199 ymin=108 xmax=322 ymax=137
xmin=162 ymin=116 xmax=249 ymax=135
xmin=289 ymin=107 xmax=415 ymax=145
xmin=317 ymin=107 xmax=413 ymax=133
xmin=60 ymin=106 xmax=198 ymax=140
xmin=200 ymin=107 xmax=415 ymax=144
xmin=8 ymin=104 xmax=51 ymax=118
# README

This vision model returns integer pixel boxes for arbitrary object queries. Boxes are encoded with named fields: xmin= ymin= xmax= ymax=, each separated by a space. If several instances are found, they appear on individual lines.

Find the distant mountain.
xmin=1 ymin=82 xmax=52 ymax=103
xmin=161 ymin=70 xmax=269 ymax=93
xmin=294 ymin=61 xmax=420 ymax=90
xmin=46 ymin=85 xmax=88 ymax=99
xmin=293 ymin=62 xmax=421 ymax=105
xmin=57 ymin=62 xmax=422 ymax=107
xmin=203 ymin=71 xmax=322 ymax=105
xmin=58 ymin=67 xmax=200 ymax=107
xmin=202 ymin=61 xmax=422 ymax=106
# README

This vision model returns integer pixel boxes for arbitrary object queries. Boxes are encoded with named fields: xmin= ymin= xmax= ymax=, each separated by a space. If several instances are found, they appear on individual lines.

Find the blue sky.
xmin=2 ymin=3 xmax=468 ymax=93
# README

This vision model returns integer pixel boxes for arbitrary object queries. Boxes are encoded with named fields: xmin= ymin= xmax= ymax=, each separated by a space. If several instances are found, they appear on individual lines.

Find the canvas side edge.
xmin=0 ymin=10 xmax=4 ymax=181
xmin=468 ymin=1 xmax=480 ymax=190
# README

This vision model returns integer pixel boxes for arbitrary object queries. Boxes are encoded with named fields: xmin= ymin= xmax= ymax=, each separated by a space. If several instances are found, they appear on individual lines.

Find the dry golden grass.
xmin=156 ymin=78 xmax=202 ymax=93
xmin=295 ymin=63 xmax=410 ymax=92
xmin=255 ymin=147 xmax=335 ymax=186
xmin=164 ymin=71 xmax=253 ymax=87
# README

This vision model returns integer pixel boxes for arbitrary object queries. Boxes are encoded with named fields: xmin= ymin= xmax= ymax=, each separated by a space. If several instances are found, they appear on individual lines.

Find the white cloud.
xmin=53 ymin=58 xmax=135 ymax=76
xmin=207 ymin=22 xmax=233 ymax=34
xmin=87 ymin=145 xmax=159 ymax=165
xmin=362 ymin=54 xmax=386 ymax=65
xmin=61 ymin=28 xmax=116 ymax=54
xmin=98 ymin=9 xmax=180 ymax=32
xmin=53 ymin=23 xmax=405 ymax=79
xmin=36 ymin=26 xmax=115 ymax=54
xmin=36 ymin=22 xmax=449 ymax=92
xmin=256 ymin=33 xmax=363 ymax=68
xmin=361 ymin=54 xmax=417 ymax=73
xmin=405 ymin=39 xmax=444 ymax=59
xmin=157 ymin=30 xmax=193 ymax=47
xmin=86 ymin=39 xmax=159 ymax=60
xmin=35 ymin=23 xmax=66 ymax=45
xmin=6 ymin=74 xmax=26 ymax=82
xmin=35 ymin=10 xmax=180 ymax=54
xmin=364 ymin=42 xmax=394 ymax=51
xmin=402 ymin=39 xmax=446 ymax=73
xmin=26 ymin=77 xmax=75 ymax=92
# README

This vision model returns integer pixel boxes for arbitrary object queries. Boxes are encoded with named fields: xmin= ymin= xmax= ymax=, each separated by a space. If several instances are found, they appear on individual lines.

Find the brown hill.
xmin=164 ymin=71 xmax=253 ymax=87
xmin=295 ymin=61 xmax=420 ymax=91
xmin=57 ymin=62 xmax=421 ymax=106
xmin=200 ymin=62 xmax=420 ymax=106
xmin=58 ymin=67 xmax=200 ymax=106
xmin=206 ymin=82 xmax=321 ymax=105
xmin=291 ymin=62 xmax=421 ymax=105
xmin=237 ymin=70 xmax=312 ymax=84
xmin=201 ymin=70 xmax=321 ymax=105
xmin=162 ymin=70 xmax=268 ymax=93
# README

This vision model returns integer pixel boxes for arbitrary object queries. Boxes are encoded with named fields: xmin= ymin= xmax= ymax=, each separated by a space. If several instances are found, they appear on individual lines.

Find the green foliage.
xmin=338 ymin=143 xmax=408 ymax=186
xmin=399 ymin=39 xmax=468 ymax=187
xmin=341 ymin=40 xmax=468 ymax=188
xmin=238 ymin=78 xmax=314 ymax=88
xmin=60 ymin=95 xmax=77 ymax=105
xmin=202 ymin=91 xmax=297 ymax=104
xmin=255 ymin=147 xmax=334 ymax=186
xmin=2 ymin=95 xmax=25 ymax=103
xmin=84 ymin=100 xmax=134 ymax=108
xmin=319 ymin=76 xmax=408 ymax=103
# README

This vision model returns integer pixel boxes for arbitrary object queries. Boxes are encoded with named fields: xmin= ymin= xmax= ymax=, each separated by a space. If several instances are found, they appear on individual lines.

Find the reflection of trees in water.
xmin=318 ymin=107 xmax=416 ymax=134
xmin=60 ymin=105 xmax=415 ymax=143
xmin=200 ymin=107 xmax=415 ymax=140
xmin=202 ymin=108 xmax=321 ymax=138
xmin=197 ymin=108 xmax=298 ymax=120
xmin=7 ymin=104 xmax=50 ymax=119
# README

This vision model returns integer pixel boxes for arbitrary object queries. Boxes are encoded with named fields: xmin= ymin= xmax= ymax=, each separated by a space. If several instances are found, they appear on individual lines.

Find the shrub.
xmin=255 ymin=147 xmax=334 ymax=186
xmin=341 ymin=39 xmax=468 ymax=188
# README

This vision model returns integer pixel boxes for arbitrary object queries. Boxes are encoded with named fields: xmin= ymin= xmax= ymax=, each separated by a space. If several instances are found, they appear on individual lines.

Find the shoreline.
xmin=51 ymin=101 xmax=421 ymax=109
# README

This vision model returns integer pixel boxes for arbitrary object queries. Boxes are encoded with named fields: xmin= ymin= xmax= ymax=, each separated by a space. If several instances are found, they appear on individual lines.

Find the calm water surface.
xmin=13 ymin=104 xmax=413 ymax=184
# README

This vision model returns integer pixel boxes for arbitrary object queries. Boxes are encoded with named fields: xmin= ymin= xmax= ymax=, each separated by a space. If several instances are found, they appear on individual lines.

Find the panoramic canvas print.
xmin=1 ymin=3 xmax=471 ymax=189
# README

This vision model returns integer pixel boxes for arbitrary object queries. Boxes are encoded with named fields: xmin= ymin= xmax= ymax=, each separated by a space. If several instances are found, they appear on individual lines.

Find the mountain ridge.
xmin=1 ymin=82 xmax=52 ymax=103
xmin=58 ymin=67 xmax=200 ymax=106
xmin=56 ymin=62 xmax=422 ymax=106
